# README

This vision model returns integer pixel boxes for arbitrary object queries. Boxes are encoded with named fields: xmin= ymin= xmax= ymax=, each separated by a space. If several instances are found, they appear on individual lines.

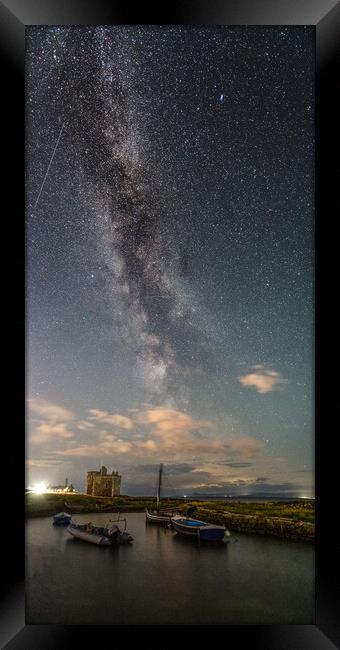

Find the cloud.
xmin=56 ymin=446 xmax=98 ymax=457
xmin=137 ymin=407 xmax=221 ymax=457
xmin=228 ymin=437 xmax=264 ymax=459
xmin=100 ymin=434 xmax=133 ymax=454
xmin=87 ymin=409 xmax=133 ymax=429
xmin=31 ymin=403 xmax=264 ymax=469
xmin=87 ymin=409 xmax=109 ymax=419
xmin=119 ymin=467 xmax=307 ymax=496
xmin=139 ymin=407 xmax=211 ymax=436
xmin=222 ymin=462 xmax=253 ymax=468
xmin=28 ymin=398 xmax=74 ymax=421
xmin=125 ymin=462 xmax=196 ymax=477
xmin=59 ymin=440 xmax=134 ymax=457
xmin=237 ymin=368 xmax=288 ymax=393
xmin=28 ymin=399 xmax=76 ymax=445
xmin=55 ymin=407 xmax=223 ymax=460
xmin=30 ymin=422 xmax=74 ymax=444
xmin=76 ymin=420 xmax=96 ymax=430
xmin=28 ymin=398 xmax=264 ymax=472
xmin=26 ymin=458 xmax=68 ymax=468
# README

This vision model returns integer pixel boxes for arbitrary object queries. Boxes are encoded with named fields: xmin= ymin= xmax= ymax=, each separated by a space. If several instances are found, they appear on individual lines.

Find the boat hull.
xmin=53 ymin=512 xmax=72 ymax=526
xmin=171 ymin=516 xmax=227 ymax=541
xmin=145 ymin=508 xmax=172 ymax=524
xmin=67 ymin=522 xmax=133 ymax=545
xmin=67 ymin=525 xmax=110 ymax=545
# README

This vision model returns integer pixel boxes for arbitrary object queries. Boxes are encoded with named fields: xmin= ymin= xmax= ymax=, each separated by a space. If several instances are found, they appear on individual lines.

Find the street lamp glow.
xmin=32 ymin=482 xmax=47 ymax=494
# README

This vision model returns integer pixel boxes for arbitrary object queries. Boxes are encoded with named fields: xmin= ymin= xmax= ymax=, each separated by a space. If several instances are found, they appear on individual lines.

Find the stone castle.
xmin=86 ymin=466 xmax=121 ymax=497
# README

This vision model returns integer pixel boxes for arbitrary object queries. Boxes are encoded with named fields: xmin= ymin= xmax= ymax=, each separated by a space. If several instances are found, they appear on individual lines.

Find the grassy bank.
xmin=25 ymin=492 xmax=182 ymax=517
xmin=192 ymin=501 xmax=314 ymax=542
xmin=26 ymin=493 xmax=314 ymax=541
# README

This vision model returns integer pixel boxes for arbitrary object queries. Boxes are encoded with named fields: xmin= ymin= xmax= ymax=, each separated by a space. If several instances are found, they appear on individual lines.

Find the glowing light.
xmin=32 ymin=482 xmax=47 ymax=494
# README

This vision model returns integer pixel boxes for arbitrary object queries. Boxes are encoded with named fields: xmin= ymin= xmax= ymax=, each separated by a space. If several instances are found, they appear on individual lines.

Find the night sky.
xmin=26 ymin=26 xmax=314 ymax=496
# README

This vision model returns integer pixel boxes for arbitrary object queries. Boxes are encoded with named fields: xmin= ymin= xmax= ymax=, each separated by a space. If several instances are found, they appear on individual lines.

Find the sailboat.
xmin=145 ymin=464 xmax=177 ymax=524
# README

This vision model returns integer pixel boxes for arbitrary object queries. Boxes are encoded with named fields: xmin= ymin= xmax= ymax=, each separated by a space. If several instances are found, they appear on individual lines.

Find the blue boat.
xmin=171 ymin=515 xmax=229 ymax=541
xmin=53 ymin=512 xmax=72 ymax=526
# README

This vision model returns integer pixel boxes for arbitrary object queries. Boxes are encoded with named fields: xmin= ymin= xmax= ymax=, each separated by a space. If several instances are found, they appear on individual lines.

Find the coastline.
xmin=25 ymin=493 xmax=314 ymax=542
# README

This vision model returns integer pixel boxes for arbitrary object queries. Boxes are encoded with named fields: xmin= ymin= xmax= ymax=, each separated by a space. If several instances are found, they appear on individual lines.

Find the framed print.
xmin=1 ymin=0 xmax=339 ymax=647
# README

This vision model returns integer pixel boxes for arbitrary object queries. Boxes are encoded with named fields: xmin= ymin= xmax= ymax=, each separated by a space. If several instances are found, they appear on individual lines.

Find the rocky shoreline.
xmin=194 ymin=507 xmax=314 ymax=542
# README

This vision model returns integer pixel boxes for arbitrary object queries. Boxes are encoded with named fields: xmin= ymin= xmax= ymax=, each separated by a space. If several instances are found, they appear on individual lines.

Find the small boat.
xmin=53 ymin=512 xmax=72 ymax=526
xmin=171 ymin=515 xmax=229 ymax=542
xmin=145 ymin=509 xmax=173 ymax=524
xmin=145 ymin=464 xmax=177 ymax=524
xmin=67 ymin=517 xmax=133 ymax=546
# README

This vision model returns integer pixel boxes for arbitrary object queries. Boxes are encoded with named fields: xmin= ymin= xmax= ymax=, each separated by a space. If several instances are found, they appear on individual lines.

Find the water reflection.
xmin=27 ymin=512 xmax=314 ymax=625
xmin=171 ymin=531 xmax=229 ymax=553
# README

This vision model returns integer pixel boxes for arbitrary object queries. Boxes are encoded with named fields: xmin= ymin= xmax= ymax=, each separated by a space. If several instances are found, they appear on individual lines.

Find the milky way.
xmin=26 ymin=27 xmax=314 ymax=495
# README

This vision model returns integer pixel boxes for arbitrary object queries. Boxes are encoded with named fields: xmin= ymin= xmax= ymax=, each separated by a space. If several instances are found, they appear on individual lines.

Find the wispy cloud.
xmin=28 ymin=398 xmax=75 ymax=445
xmin=139 ymin=407 xmax=212 ymax=435
xmin=28 ymin=398 xmax=74 ymax=421
xmin=28 ymin=400 xmax=264 ymax=471
xmin=87 ymin=409 xmax=133 ymax=429
xmin=76 ymin=420 xmax=96 ymax=430
xmin=26 ymin=458 xmax=68 ymax=468
xmin=54 ymin=406 xmax=264 ymax=463
xmin=221 ymin=462 xmax=253 ymax=468
xmin=228 ymin=436 xmax=264 ymax=459
xmin=59 ymin=436 xmax=134 ymax=457
xmin=237 ymin=367 xmax=288 ymax=394
xmin=31 ymin=422 xmax=74 ymax=444
xmin=55 ymin=406 xmax=219 ymax=459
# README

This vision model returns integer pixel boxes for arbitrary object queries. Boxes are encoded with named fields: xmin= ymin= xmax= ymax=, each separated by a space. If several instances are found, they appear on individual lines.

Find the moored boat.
xmin=67 ymin=518 xmax=133 ymax=545
xmin=145 ymin=464 xmax=177 ymax=524
xmin=53 ymin=512 xmax=72 ymax=526
xmin=171 ymin=515 xmax=229 ymax=542
xmin=145 ymin=508 xmax=173 ymax=524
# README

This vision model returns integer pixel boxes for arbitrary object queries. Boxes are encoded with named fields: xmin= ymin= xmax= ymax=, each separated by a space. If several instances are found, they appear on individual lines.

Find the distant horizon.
xmin=25 ymin=479 xmax=315 ymax=500
xmin=29 ymin=484 xmax=314 ymax=500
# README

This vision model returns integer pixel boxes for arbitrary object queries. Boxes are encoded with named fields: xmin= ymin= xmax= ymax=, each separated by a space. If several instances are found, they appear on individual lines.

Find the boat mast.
xmin=156 ymin=463 xmax=163 ymax=511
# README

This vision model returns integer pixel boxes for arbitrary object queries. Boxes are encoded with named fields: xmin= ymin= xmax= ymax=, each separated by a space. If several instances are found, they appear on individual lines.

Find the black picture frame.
xmin=1 ymin=0 xmax=338 ymax=647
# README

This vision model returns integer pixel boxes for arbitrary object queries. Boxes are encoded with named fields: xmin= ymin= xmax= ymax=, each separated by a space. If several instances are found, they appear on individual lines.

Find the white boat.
xmin=67 ymin=523 xmax=112 ymax=545
xmin=67 ymin=518 xmax=133 ymax=545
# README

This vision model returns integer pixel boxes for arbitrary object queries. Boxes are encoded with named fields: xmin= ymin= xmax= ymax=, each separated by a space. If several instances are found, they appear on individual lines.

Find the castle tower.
xmin=86 ymin=466 xmax=122 ymax=497
xmin=86 ymin=470 xmax=97 ymax=495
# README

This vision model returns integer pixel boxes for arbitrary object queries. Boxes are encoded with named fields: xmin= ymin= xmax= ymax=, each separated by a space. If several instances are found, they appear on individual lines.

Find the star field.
xmin=26 ymin=26 xmax=314 ymax=496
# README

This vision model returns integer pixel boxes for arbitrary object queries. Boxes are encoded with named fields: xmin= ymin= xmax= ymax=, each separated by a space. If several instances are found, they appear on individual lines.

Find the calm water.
xmin=26 ymin=512 xmax=314 ymax=625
